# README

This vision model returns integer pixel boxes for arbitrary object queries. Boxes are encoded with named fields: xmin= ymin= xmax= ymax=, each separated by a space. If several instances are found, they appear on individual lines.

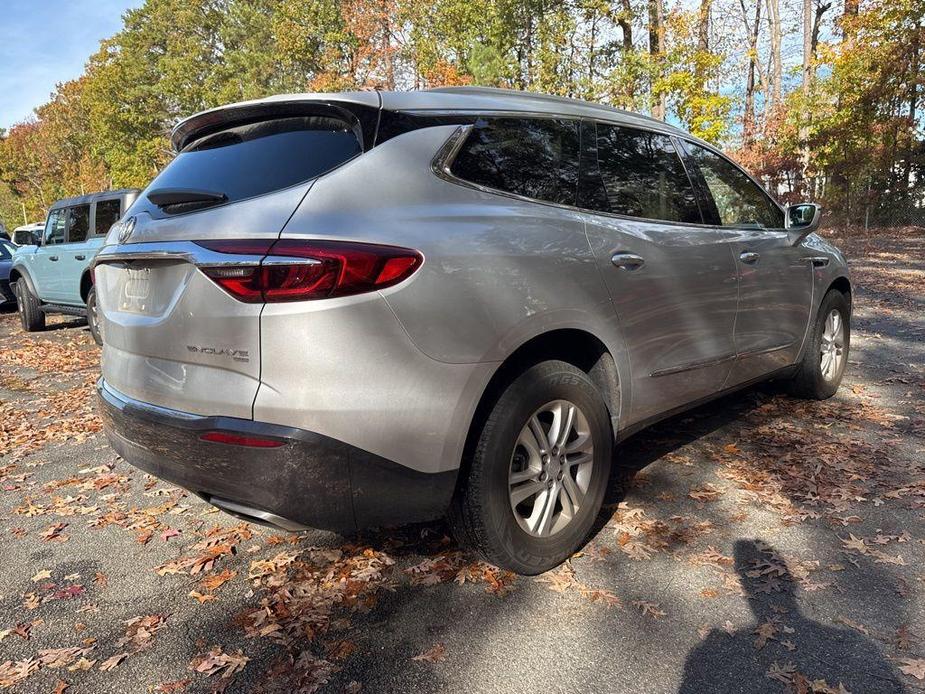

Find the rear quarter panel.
xmin=260 ymin=125 xmax=629 ymax=473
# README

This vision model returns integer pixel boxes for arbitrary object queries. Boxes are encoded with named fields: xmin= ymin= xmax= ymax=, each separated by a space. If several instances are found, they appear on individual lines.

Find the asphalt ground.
xmin=0 ymin=229 xmax=923 ymax=693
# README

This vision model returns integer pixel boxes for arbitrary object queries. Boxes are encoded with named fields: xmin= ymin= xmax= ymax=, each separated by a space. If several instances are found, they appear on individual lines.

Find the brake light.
xmin=196 ymin=239 xmax=423 ymax=303
xmin=200 ymin=431 xmax=286 ymax=448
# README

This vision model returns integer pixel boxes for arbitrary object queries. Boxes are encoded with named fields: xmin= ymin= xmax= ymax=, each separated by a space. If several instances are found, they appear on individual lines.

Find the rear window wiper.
xmin=147 ymin=187 xmax=228 ymax=213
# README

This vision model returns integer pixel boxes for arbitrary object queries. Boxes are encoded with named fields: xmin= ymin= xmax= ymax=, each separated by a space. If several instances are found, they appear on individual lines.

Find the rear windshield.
xmin=141 ymin=116 xmax=362 ymax=213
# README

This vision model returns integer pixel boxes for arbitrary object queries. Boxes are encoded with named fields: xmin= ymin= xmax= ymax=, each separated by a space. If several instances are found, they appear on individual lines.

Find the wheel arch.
xmin=459 ymin=328 xmax=622 ymax=473
xmin=826 ymin=275 xmax=852 ymax=312
xmin=8 ymin=266 xmax=37 ymax=296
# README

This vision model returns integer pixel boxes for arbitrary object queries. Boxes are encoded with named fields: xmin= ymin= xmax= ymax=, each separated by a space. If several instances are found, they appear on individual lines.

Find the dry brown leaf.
xmin=899 ymin=658 xmax=925 ymax=680
xmin=412 ymin=643 xmax=446 ymax=663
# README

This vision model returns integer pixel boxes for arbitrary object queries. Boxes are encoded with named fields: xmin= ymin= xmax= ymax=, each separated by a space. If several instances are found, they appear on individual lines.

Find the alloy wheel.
xmin=508 ymin=400 xmax=594 ymax=537
xmin=820 ymin=308 xmax=845 ymax=381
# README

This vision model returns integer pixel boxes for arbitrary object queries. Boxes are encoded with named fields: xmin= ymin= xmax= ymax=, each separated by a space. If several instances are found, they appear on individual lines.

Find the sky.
xmin=0 ymin=0 xmax=142 ymax=131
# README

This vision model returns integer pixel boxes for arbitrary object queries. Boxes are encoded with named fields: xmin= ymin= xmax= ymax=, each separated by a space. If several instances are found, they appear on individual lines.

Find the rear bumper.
xmin=97 ymin=379 xmax=456 ymax=533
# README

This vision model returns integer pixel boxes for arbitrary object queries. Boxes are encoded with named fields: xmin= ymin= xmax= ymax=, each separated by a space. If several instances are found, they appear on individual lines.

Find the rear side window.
xmin=144 ymin=116 xmax=362 ymax=209
xmin=94 ymin=199 xmax=122 ymax=235
xmin=580 ymin=123 xmax=701 ymax=224
xmin=683 ymin=142 xmax=784 ymax=228
xmin=450 ymin=118 xmax=580 ymax=206
xmin=67 ymin=204 xmax=90 ymax=243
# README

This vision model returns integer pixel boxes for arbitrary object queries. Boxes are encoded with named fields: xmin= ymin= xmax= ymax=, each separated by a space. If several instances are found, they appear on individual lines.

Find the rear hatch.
xmin=94 ymin=97 xmax=377 ymax=417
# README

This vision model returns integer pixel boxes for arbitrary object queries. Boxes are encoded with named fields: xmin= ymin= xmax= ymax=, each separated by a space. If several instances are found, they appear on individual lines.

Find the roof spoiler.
xmin=170 ymin=92 xmax=382 ymax=152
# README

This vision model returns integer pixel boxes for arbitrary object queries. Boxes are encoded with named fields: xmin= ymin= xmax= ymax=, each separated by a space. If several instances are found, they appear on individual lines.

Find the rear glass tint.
xmin=144 ymin=116 xmax=362 ymax=210
xmin=450 ymin=118 xmax=580 ymax=206
xmin=95 ymin=199 xmax=122 ymax=235
xmin=67 ymin=204 xmax=90 ymax=243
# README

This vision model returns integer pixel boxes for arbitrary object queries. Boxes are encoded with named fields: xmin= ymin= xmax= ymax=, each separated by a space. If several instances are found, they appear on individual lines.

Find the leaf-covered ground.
xmin=0 ymin=229 xmax=923 ymax=694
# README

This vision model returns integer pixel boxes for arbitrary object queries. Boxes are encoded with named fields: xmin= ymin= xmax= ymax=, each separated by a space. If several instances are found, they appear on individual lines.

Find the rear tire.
xmin=86 ymin=286 xmax=103 ymax=346
xmin=449 ymin=360 xmax=612 ymax=575
xmin=14 ymin=280 xmax=45 ymax=333
xmin=789 ymin=289 xmax=850 ymax=399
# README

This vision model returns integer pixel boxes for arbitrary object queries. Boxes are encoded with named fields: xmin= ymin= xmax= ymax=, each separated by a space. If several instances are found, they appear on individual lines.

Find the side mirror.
xmin=786 ymin=203 xmax=821 ymax=246
xmin=31 ymin=231 xmax=42 ymax=246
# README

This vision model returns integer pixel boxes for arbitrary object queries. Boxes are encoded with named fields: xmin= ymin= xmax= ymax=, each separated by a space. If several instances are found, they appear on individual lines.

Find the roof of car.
xmin=171 ymin=86 xmax=693 ymax=150
xmin=49 ymin=188 xmax=141 ymax=211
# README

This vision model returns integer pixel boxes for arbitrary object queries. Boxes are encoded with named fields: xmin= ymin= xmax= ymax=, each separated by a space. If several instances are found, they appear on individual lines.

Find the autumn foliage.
xmin=0 ymin=0 xmax=923 ymax=230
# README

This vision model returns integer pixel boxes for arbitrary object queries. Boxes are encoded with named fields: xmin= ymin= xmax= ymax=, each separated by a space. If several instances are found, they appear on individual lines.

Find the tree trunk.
xmin=903 ymin=22 xmax=920 ymax=191
xmin=799 ymin=0 xmax=813 ymax=196
xmin=766 ymin=0 xmax=782 ymax=111
xmin=811 ymin=1 xmax=831 ymax=56
xmin=619 ymin=0 xmax=633 ymax=52
xmin=649 ymin=0 xmax=666 ymax=120
xmin=698 ymin=0 xmax=712 ymax=52
xmin=741 ymin=0 xmax=762 ymax=145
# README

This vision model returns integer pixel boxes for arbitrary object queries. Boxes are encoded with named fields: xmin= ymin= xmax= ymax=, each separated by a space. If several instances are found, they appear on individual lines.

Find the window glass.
xmin=684 ymin=142 xmax=784 ymax=228
xmin=580 ymin=123 xmax=701 ymax=223
xmin=450 ymin=118 xmax=580 ymax=206
xmin=0 ymin=241 xmax=13 ymax=259
xmin=141 ymin=116 xmax=362 ymax=214
xmin=66 ymin=204 xmax=90 ymax=243
xmin=44 ymin=210 xmax=66 ymax=245
xmin=94 ymin=199 xmax=122 ymax=235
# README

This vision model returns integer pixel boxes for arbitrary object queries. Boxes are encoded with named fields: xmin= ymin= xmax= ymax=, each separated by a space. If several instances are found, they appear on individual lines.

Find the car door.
xmin=680 ymin=141 xmax=814 ymax=386
xmin=579 ymin=121 xmax=740 ymax=425
xmin=57 ymin=202 xmax=91 ymax=305
xmin=31 ymin=209 xmax=68 ymax=301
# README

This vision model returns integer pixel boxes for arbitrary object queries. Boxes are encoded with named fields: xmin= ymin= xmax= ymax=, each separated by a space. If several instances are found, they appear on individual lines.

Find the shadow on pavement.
xmin=678 ymin=539 xmax=906 ymax=694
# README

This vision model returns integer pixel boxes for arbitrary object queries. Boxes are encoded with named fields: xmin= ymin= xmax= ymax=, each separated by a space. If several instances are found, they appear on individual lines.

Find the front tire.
xmin=789 ymin=289 xmax=850 ymax=399
xmin=86 ymin=286 xmax=103 ymax=346
xmin=450 ymin=360 xmax=612 ymax=575
xmin=15 ymin=280 xmax=45 ymax=333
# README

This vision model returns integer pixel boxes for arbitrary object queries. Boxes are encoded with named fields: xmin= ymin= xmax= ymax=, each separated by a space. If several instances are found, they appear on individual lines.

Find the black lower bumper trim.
xmin=97 ymin=380 xmax=457 ymax=532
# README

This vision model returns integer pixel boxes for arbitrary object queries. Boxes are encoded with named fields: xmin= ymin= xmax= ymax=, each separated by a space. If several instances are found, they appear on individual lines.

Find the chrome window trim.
xmin=431 ymin=119 xmax=786 ymax=233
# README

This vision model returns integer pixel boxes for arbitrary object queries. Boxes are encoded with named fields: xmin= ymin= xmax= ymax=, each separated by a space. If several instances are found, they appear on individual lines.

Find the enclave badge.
xmin=186 ymin=345 xmax=250 ymax=363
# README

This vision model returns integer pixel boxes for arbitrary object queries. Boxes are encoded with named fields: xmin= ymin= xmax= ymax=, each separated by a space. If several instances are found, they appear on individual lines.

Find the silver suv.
xmin=94 ymin=87 xmax=850 ymax=574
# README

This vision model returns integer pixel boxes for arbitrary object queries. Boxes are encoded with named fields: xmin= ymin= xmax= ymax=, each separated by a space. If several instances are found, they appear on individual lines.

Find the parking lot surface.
xmin=1 ymin=230 xmax=924 ymax=693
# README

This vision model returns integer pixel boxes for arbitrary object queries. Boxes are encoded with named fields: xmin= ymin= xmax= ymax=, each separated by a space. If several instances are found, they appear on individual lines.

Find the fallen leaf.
xmin=899 ymin=658 xmax=925 ymax=680
xmin=412 ymin=643 xmax=446 ymax=663
xmin=98 ymin=653 xmax=128 ymax=671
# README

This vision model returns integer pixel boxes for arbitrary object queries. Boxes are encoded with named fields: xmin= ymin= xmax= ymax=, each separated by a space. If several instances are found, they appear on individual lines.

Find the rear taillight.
xmin=196 ymin=239 xmax=423 ymax=303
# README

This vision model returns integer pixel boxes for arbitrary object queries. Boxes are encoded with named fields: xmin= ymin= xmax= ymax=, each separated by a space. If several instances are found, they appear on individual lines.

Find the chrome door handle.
xmin=611 ymin=252 xmax=645 ymax=270
xmin=49 ymin=255 xmax=59 ymax=261
xmin=74 ymin=254 xmax=86 ymax=261
xmin=739 ymin=251 xmax=759 ymax=264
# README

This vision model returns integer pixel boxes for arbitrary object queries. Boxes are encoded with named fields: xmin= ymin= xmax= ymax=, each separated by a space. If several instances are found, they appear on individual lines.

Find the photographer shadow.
xmin=679 ymin=539 xmax=907 ymax=694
